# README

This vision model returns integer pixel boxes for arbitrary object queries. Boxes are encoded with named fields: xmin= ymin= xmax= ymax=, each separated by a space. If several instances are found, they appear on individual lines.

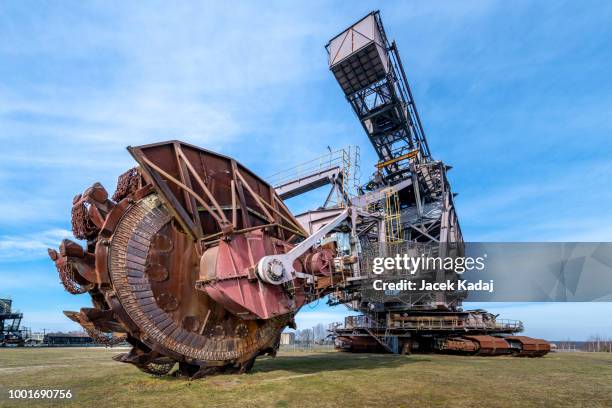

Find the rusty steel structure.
xmin=50 ymin=11 xmax=548 ymax=378
xmin=49 ymin=142 xmax=349 ymax=377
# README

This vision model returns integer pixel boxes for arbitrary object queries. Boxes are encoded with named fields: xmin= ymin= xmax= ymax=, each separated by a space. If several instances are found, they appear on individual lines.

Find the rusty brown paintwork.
xmin=49 ymin=141 xmax=341 ymax=378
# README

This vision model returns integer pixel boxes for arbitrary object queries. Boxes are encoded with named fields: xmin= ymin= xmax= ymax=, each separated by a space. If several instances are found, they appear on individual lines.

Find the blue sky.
xmin=1 ymin=1 xmax=611 ymax=340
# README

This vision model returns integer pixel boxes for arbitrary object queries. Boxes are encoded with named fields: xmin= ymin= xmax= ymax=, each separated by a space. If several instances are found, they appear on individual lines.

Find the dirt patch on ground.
xmin=262 ymin=373 xmax=316 ymax=382
xmin=0 ymin=364 xmax=71 ymax=373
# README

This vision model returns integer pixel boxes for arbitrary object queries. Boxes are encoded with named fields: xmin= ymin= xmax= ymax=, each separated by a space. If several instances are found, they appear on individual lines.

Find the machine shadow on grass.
xmin=126 ymin=352 xmax=426 ymax=382
xmin=250 ymin=352 xmax=428 ymax=375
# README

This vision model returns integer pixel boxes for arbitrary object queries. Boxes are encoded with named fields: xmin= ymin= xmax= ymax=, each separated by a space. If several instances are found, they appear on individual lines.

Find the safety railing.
xmin=388 ymin=316 xmax=523 ymax=331
xmin=331 ymin=314 xmax=523 ymax=332
xmin=267 ymin=146 xmax=360 ymax=200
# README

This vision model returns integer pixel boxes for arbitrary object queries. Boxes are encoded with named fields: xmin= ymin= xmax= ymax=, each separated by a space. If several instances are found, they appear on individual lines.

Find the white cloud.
xmin=457 ymin=160 xmax=612 ymax=241
xmin=19 ymin=310 xmax=81 ymax=333
xmin=0 ymin=229 xmax=73 ymax=261
xmin=0 ymin=1 xmax=341 ymax=229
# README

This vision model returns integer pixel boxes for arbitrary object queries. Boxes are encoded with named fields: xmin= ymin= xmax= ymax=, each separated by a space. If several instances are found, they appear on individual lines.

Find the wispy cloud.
xmin=0 ymin=229 xmax=72 ymax=261
xmin=0 ymin=1 xmax=344 ymax=230
xmin=1 ymin=1 xmax=611 ymax=337
xmin=457 ymin=160 xmax=612 ymax=241
xmin=19 ymin=310 xmax=81 ymax=332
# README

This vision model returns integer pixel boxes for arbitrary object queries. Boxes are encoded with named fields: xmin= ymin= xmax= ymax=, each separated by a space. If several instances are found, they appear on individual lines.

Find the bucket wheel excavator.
xmin=49 ymin=11 xmax=548 ymax=379
xmin=49 ymin=142 xmax=355 ymax=377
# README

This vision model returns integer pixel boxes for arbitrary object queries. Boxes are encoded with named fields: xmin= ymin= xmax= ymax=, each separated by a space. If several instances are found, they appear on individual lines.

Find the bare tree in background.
xmin=587 ymin=334 xmax=612 ymax=352
xmin=313 ymin=323 xmax=326 ymax=341
xmin=296 ymin=328 xmax=313 ymax=345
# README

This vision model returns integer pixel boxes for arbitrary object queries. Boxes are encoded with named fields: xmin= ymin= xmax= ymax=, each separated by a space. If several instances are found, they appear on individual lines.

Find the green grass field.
xmin=0 ymin=347 xmax=611 ymax=407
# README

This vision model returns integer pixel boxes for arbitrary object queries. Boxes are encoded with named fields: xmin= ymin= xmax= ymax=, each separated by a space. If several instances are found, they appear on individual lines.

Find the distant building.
xmin=43 ymin=332 xmax=93 ymax=346
xmin=280 ymin=332 xmax=295 ymax=345
xmin=14 ymin=327 xmax=43 ymax=346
